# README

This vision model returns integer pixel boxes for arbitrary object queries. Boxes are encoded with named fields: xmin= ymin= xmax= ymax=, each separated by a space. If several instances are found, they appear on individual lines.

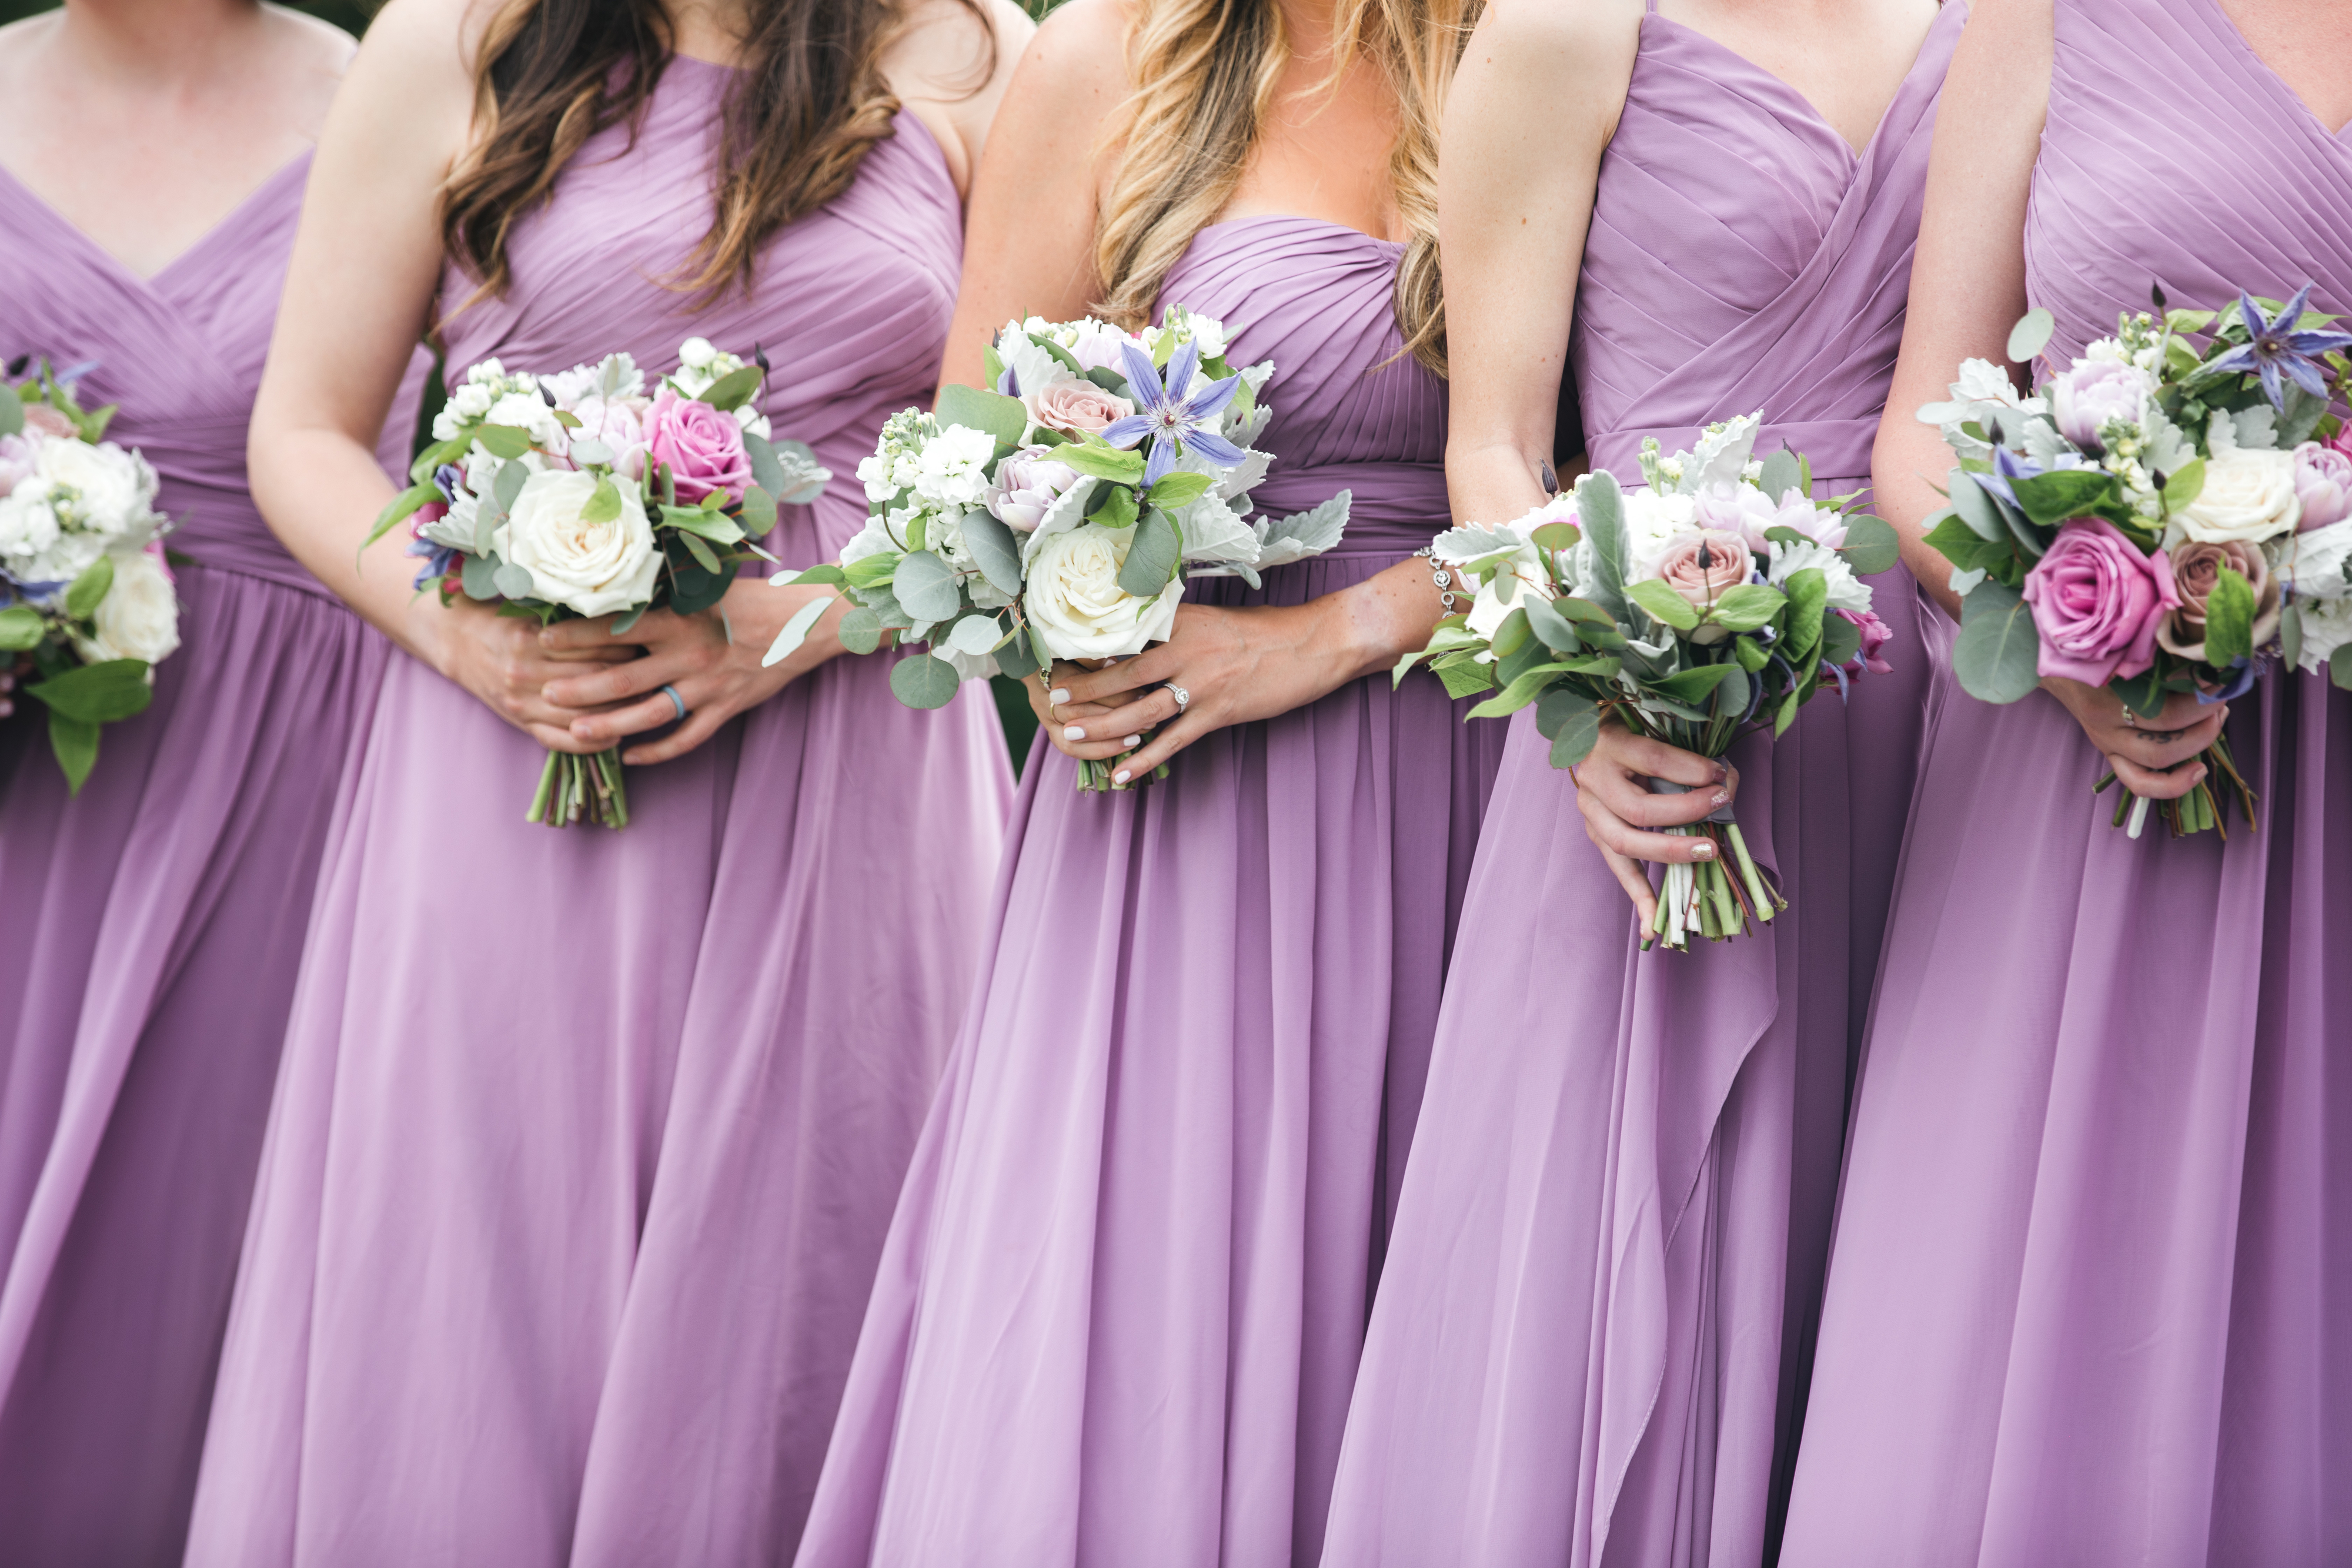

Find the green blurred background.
xmin=0 ymin=0 xmax=1046 ymax=769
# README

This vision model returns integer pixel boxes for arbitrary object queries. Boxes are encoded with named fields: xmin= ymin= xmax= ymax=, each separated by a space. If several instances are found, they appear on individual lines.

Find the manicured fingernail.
xmin=1691 ymin=842 xmax=1715 ymax=859
xmin=1114 ymin=769 xmax=1131 ymax=783
xmin=1063 ymin=724 xmax=1085 ymax=741
xmin=1712 ymin=790 xmax=1729 ymax=805
xmin=1122 ymin=735 xmax=1141 ymax=747
xmin=1048 ymin=688 xmax=1070 ymax=704
xmin=1713 ymin=761 xmax=1729 ymax=780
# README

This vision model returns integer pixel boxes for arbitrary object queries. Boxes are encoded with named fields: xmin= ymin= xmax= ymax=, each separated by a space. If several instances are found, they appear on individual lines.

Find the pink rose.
xmin=2156 ymin=537 xmax=2280 ymax=662
xmin=1835 ymin=607 xmax=1894 ymax=675
xmin=2020 ymin=517 xmax=2178 ymax=686
xmin=20 ymin=404 xmax=74 ymax=441
xmin=1693 ymin=481 xmax=1844 ymax=550
xmin=568 ymin=393 xmax=652 ymax=481
xmin=2047 ymin=356 xmax=2149 ymax=448
xmin=646 ymin=386 xmax=751 ymax=503
xmin=2291 ymin=440 xmax=2352 ymax=532
xmin=1025 ymin=377 xmax=1134 ymax=437
xmin=1653 ymin=529 xmax=1753 ymax=610
xmin=985 ymin=446 xmax=1082 ymax=532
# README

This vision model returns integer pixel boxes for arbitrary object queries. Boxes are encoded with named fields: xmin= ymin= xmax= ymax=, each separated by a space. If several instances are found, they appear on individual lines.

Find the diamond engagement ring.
xmin=1167 ymin=683 xmax=1191 ymax=712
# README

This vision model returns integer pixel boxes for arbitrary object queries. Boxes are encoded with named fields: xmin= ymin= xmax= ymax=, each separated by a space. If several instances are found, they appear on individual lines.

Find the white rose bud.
xmin=2179 ymin=446 xmax=2302 ymax=544
xmin=1024 ymin=521 xmax=1183 ymax=660
xmin=678 ymin=337 xmax=719 ymax=370
xmin=72 ymin=547 xmax=181 ymax=666
xmin=493 ymin=469 xmax=661 ymax=617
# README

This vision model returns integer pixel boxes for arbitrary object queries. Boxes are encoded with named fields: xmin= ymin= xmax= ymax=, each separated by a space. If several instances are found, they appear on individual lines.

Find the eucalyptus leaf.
xmin=960 ymin=506 xmax=1025 ymax=599
xmin=0 ymin=383 xmax=21 ymax=438
xmin=493 ymin=563 xmax=539 ymax=600
xmin=582 ymin=476 xmax=623 ymax=526
xmin=1952 ymin=578 xmax=2041 ymax=703
xmin=947 ymin=612 xmax=1005 ymax=657
xmin=2007 ymin=307 xmax=2056 ymax=363
xmin=1713 ymin=664 xmax=1751 ymax=719
xmin=678 ymin=530 xmax=722 ymax=574
xmin=697 ymin=365 xmax=763 ymax=412
xmin=64 ymin=554 xmax=115 ymax=622
xmin=569 ymin=437 xmax=616 ymax=467
xmin=1838 ymin=513 xmax=1901 ymax=577
xmin=2333 ymin=643 xmax=2352 ymax=691
xmin=364 ymin=480 xmax=439 ymax=551
xmin=995 ymin=628 xmax=1041 ymax=679
xmin=892 ymin=549 xmax=964 ymax=622
xmin=1522 ymin=593 xmax=1579 ymax=654
xmin=936 ymin=383 xmax=1031 ymax=449
xmin=1088 ymin=484 xmax=1140 ymax=531
xmin=1652 ymin=663 xmax=1742 ymax=707
xmin=1117 ymin=508 xmax=1182 ymax=599
xmin=1949 ymin=470 xmax=2009 ymax=543
xmin=837 ymin=605 xmax=884 ymax=655
xmin=1758 ymin=449 xmax=1805 ymax=503
xmin=607 ymin=604 xmax=647 ymax=637
xmin=888 ymin=652 xmax=963 ymax=710
xmin=760 ymin=593 xmax=834 ymax=668
xmin=2281 ymin=599 xmax=2304 ymax=671
xmin=1818 ymin=610 xmax=1862 ymax=671
xmin=1549 ymin=701 xmax=1603 ymax=769
xmin=462 ymin=553 xmax=502 ymax=601
xmin=474 ymin=423 xmax=534 ymax=460
xmin=739 ymin=484 xmax=779 ymax=537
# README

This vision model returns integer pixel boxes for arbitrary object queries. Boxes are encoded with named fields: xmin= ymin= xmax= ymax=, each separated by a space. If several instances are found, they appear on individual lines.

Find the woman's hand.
xmin=2039 ymin=678 xmax=2225 ymax=801
xmin=425 ymin=597 xmax=638 ymax=753
xmin=1569 ymin=718 xmax=1738 ymax=929
xmin=537 ymin=579 xmax=847 ymax=765
xmin=1042 ymin=599 xmax=1366 ymax=781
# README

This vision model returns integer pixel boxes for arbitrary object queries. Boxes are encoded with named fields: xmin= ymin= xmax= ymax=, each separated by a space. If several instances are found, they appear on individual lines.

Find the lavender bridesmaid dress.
xmin=1319 ymin=9 xmax=1960 ymax=1565
xmin=183 ymin=65 xmax=1010 ymax=1568
xmin=1781 ymin=4 xmax=2352 ymax=1561
xmin=0 ymin=155 xmax=416 ymax=1563
xmin=796 ymin=216 xmax=1509 ymax=1567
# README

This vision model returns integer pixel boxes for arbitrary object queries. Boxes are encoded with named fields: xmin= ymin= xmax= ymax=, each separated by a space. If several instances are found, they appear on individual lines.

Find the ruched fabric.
xmin=0 ymin=155 xmax=407 ymax=1564
xmin=796 ymin=216 xmax=1509 ymax=1568
xmin=1782 ymin=3 xmax=2352 ymax=1562
xmin=183 ymin=64 xmax=1011 ymax=1568
xmin=1320 ymin=9 xmax=1960 ymax=1566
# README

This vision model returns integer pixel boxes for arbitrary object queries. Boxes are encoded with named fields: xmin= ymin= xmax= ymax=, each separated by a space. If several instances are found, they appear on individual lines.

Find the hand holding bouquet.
xmin=1397 ymin=414 xmax=1900 ymax=949
xmin=369 ymin=339 xmax=829 ymax=828
xmin=1919 ymin=289 xmax=2352 ymax=838
xmin=775 ymin=309 xmax=1351 ymax=791
xmin=0 ymin=360 xmax=182 ymax=791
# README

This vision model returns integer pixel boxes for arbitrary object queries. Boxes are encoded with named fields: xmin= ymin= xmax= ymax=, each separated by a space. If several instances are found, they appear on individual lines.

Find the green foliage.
xmin=1117 ymin=508 xmax=1182 ymax=597
xmin=889 ymin=653 xmax=962 ymax=709
xmin=2202 ymin=566 xmax=2257 ymax=665
xmin=936 ymin=384 xmax=1030 ymax=449
xmin=1951 ymin=579 xmax=2042 ymax=703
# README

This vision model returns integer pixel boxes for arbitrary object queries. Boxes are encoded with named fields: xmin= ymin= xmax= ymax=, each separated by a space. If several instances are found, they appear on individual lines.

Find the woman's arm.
xmin=246 ymin=0 xmax=633 ymax=752
xmin=542 ymin=0 xmax=1035 ymax=766
xmin=1878 ymin=0 xmax=2222 ymax=801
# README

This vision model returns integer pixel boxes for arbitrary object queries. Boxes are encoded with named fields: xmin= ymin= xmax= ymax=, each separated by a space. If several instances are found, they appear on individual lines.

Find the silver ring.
xmin=1167 ymin=683 xmax=1190 ymax=712
xmin=660 ymin=683 xmax=687 ymax=722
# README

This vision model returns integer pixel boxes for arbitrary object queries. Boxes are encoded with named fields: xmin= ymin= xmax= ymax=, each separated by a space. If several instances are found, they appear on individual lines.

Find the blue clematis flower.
xmin=2209 ymin=285 xmax=2352 ymax=411
xmin=1098 ymin=339 xmax=1247 ymax=487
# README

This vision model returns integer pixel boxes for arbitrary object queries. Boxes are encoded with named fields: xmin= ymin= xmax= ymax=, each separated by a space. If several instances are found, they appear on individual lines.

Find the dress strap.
xmin=1645 ymin=0 xmax=1659 ymax=14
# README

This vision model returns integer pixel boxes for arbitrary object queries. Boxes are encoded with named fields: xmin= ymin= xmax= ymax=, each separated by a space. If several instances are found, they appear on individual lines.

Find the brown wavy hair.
xmin=440 ymin=0 xmax=990 ymax=305
xmin=1092 ymin=0 xmax=1479 ymax=375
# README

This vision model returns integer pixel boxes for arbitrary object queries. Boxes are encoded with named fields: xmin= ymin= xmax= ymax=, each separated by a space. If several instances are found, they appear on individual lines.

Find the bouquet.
xmin=369 ymin=339 xmax=829 ymax=828
xmin=0 ymin=360 xmax=182 ymax=791
xmin=1396 ymin=414 xmax=1900 ymax=950
xmin=1919 ymin=288 xmax=2352 ymax=838
xmin=774 ymin=309 xmax=1350 ymax=790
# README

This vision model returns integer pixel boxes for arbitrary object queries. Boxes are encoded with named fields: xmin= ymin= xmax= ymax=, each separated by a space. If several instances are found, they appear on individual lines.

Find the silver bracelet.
xmin=1412 ymin=544 xmax=1459 ymax=614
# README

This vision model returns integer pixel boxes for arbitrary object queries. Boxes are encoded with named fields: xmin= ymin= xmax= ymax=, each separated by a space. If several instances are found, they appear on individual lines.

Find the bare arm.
xmin=1879 ymin=0 xmax=2223 ymax=800
xmin=1441 ymin=0 xmax=1639 ymax=526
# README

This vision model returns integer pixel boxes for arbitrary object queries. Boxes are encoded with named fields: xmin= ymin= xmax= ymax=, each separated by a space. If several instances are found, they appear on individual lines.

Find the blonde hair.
xmin=1092 ymin=0 xmax=1479 ymax=375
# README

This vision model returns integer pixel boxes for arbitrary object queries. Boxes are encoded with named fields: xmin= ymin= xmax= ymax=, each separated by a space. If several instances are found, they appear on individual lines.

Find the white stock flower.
xmin=1919 ymin=359 xmax=2047 ymax=458
xmin=1024 ymin=521 xmax=1183 ymax=659
xmin=493 ymin=469 xmax=660 ymax=617
xmin=913 ymin=424 xmax=997 ymax=508
xmin=1618 ymin=489 xmax=1702 ymax=579
xmin=72 ymin=547 xmax=179 ymax=666
xmin=2179 ymin=445 xmax=2301 ymax=544
xmin=1766 ymin=538 xmax=1871 ymax=612
xmin=482 ymin=390 xmax=567 ymax=456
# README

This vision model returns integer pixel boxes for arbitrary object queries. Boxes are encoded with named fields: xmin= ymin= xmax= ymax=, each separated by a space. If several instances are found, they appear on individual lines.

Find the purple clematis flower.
xmin=1098 ymin=339 xmax=1245 ymax=487
xmin=1975 ymin=442 xmax=2082 ymax=509
xmin=2209 ymin=286 xmax=2352 ymax=411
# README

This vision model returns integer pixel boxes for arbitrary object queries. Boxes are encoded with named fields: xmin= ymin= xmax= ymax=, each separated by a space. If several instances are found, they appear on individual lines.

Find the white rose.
xmin=1024 ymin=521 xmax=1184 ymax=659
xmin=2179 ymin=445 xmax=2301 ymax=543
xmin=493 ymin=469 xmax=660 ymax=617
xmin=483 ymin=391 xmax=567 ymax=457
xmin=72 ymin=547 xmax=180 ymax=666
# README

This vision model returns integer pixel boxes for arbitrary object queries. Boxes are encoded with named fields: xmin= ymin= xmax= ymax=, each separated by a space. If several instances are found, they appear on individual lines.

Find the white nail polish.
xmin=1113 ymin=769 xmax=1131 ymax=784
xmin=1063 ymin=724 xmax=1085 ymax=741
xmin=1692 ymin=842 xmax=1715 ymax=860
xmin=1048 ymin=688 xmax=1070 ymax=704
xmin=1123 ymin=735 xmax=1141 ymax=747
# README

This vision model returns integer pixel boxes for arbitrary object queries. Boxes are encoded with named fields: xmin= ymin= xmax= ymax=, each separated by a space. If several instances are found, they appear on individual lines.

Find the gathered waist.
xmin=1246 ymin=460 xmax=1449 ymax=560
xmin=1588 ymin=417 xmax=1880 ymax=497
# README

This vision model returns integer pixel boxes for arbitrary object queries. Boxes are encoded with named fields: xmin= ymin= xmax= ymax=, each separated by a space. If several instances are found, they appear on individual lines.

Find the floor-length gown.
xmin=1318 ymin=8 xmax=1960 ymax=1566
xmin=796 ymin=215 xmax=1511 ymax=1568
xmin=1780 ymin=3 xmax=2352 ymax=1562
xmin=183 ymin=65 xmax=1010 ymax=1568
xmin=0 ymin=155 xmax=416 ymax=1563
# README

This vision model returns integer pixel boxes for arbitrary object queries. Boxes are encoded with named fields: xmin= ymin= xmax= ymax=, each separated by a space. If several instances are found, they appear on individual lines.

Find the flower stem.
xmin=527 ymin=749 xmax=561 ymax=825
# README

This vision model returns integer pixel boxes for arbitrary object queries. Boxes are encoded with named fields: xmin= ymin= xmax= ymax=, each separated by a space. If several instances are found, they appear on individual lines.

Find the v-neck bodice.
xmin=0 ymin=153 xmax=328 ymax=594
xmin=2027 ymin=0 xmax=2352 ymax=364
xmin=1573 ymin=2 xmax=1963 ymax=484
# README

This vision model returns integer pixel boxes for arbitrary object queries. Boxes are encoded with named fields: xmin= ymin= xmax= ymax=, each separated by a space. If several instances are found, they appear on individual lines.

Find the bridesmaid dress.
xmin=183 ymin=62 xmax=1010 ymax=1568
xmin=0 ymin=155 xmax=416 ymax=1563
xmin=1319 ymin=7 xmax=1960 ymax=1565
xmin=796 ymin=216 xmax=1510 ymax=1567
xmin=1781 ymin=2 xmax=2352 ymax=1562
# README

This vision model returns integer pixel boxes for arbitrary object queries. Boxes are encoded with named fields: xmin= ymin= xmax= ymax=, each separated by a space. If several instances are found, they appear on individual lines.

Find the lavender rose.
xmin=2156 ymin=537 xmax=2281 ymax=662
xmin=567 ymin=394 xmax=652 ymax=481
xmin=1693 ymin=481 xmax=1844 ymax=550
xmin=1025 ymin=377 xmax=1134 ymax=437
xmin=985 ymin=447 xmax=1082 ymax=532
xmin=2292 ymin=440 xmax=2352 ymax=532
xmin=2020 ymin=517 xmax=2177 ymax=686
xmin=2047 ymin=356 xmax=2149 ymax=448
xmin=1653 ymin=529 xmax=1753 ymax=610
xmin=646 ymin=387 xmax=751 ymax=503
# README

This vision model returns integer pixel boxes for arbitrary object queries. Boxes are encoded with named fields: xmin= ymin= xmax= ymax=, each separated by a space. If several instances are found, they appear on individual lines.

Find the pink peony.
xmin=1836 ymin=607 xmax=1895 ymax=674
xmin=2047 ymin=356 xmax=2148 ymax=448
xmin=1025 ymin=377 xmax=1133 ymax=437
xmin=2020 ymin=517 xmax=2177 ymax=686
xmin=985 ymin=446 xmax=1082 ymax=532
xmin=2291 ymin=440 xmax=2352 ymax=532
xmin=1693 ymin=481 xmax=1844 ymax=550
xmin=646 ymin=387 xmax=751 ymax=502
xmin=1653 ymin=529 xmax=1753 ymax=610
xmin=2156 ymin=537 xmax=2280 ymax=662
